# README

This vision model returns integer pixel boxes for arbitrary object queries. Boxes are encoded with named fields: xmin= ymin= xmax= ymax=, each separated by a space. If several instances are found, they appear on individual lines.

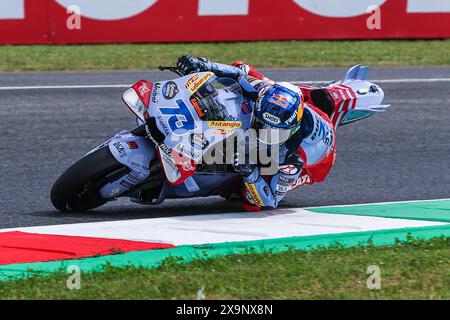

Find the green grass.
xmin=0 ymin=40 xmax=449 ymax=72
xmin=0 ymin=237 xmax=449 ymax=299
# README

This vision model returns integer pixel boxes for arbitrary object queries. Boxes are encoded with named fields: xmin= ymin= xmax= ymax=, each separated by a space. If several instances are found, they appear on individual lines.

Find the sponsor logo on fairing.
xmin=207 ymin=121 xmax=242 ymax=129
xmin=175 ymin=143 xmax=200 ymax=160
xmin=138 ymin=82 xmax=151 ymax=97
xmin=157 ymin=116 xmax=170 ymax=135
xmin=126 ymin=141 xmax=139 ymax=149
xmin=113 ymin=142 xmax=126 ymax=157
xmin=131 ymin=161 xmax=149 ymax=171
xmin=190 ymin=133 xmax=209 ymax=149
xmin=162 ymin=81 xmax=179 ymax=100
xmin=185 ymin=74 xmax=199 ymax=89
xmin=146 ymin=123 xmax=172 ymax=159
xmin=151 ymin=84 xmax=159 ymax=104
xmin=160 ymin=150 xmax=181 ymax=183
xmin=171 ymin=152 xmax=196 ymax=171
xmin=158 ymin=142 xmax=172 ymax=157
xmin=185 ymin=72 xmax=214 ymax=94
xmin=214 ymin=128 xmax=235 ymax=135
xmin=190 ymin=98 xmax=205 ymax=118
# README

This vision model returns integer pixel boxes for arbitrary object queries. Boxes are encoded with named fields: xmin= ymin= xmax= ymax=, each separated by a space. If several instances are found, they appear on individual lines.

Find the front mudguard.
xmin=96 ymin=130 xmax=156 ymax=199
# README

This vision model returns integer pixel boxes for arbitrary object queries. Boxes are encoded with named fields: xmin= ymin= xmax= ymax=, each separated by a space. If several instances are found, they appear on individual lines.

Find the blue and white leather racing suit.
xmin=194 ymin=61 xmax=335 ymax=209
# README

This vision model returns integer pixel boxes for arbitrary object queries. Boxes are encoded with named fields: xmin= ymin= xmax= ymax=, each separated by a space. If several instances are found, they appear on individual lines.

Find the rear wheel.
xmin=50 ymin=147 xmax=128 ymax=212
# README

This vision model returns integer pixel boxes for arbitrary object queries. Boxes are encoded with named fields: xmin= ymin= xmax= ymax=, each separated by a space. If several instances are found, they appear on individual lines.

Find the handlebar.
xmin=158 ymin=66 xmax=184 ymax=76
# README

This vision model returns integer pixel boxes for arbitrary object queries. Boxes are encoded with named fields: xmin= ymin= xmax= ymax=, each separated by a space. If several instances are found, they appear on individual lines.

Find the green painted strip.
xmin=308 ymin=200 xmax=450 ymax=223
xmin=1 ymin=224 xmax=449 ymax=281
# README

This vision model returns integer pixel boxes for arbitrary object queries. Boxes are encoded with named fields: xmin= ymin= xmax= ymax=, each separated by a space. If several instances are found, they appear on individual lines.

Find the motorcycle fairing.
xmin=121 ymin=73 xmax=251 ymax=191
xmin=156 ymin=144 xmax=197 ymax=187
xmin=122 ymin=80 xmax=153 ymax=122
xmin=147 ymin=72 xmax=251 ymax=157
xmin=333 ymin=66 xmax=390 ymax=127
xmin=299 ymin=65 xmax=390 ymax=129
xmin=123 ymin=79 xmax=195 ymax=187
xmin=164 ymin=172 xmax=240 ymax=199
xmin=146 ymin=73 xmax=252 ymax=186
xmin=98 ymin=130 xmax=155 ymax=199
xmin=84 ymin=138 xmax=112 ymax=157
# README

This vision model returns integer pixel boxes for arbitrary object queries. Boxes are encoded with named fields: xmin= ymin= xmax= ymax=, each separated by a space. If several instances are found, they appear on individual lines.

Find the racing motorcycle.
xmin=50 ymin=65 xmax=389 ymax=212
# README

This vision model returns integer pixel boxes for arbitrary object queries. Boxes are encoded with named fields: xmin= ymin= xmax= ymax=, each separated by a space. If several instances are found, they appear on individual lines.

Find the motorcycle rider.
xmin=175 ymin=55 xmax=336 ymax=211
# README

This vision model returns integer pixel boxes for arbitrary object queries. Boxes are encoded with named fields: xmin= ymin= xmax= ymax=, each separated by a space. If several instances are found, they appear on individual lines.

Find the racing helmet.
xmin=253 ymin=82 xmax=304 ymax=145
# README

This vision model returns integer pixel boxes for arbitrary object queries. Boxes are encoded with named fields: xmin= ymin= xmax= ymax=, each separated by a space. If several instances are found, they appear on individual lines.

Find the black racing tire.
xmin=50 ymin=147 xmax=127 ymax=213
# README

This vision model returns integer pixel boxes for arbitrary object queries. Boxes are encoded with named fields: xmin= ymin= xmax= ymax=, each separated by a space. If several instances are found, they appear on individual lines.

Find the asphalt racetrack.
xmin=0 ymin=67 xmax=449 ymax=228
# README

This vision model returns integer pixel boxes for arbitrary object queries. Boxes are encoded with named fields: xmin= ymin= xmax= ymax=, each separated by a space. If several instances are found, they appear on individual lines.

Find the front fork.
xmin=89 ymin=130 xmax=157 ymax=200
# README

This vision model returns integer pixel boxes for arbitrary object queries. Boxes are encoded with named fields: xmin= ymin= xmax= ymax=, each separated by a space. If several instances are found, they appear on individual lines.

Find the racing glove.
xmin=176 ymin=55 xmax=211 ymax=75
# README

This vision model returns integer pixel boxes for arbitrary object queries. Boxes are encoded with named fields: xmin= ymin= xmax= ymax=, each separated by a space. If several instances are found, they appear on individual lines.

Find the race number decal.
xmin=158 ymin=99 xmax=197 ymax=134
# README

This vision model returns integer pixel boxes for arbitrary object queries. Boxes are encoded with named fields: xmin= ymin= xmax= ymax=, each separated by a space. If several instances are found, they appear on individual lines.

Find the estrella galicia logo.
xmin=162 ymin=81 xmax=179 ymax=100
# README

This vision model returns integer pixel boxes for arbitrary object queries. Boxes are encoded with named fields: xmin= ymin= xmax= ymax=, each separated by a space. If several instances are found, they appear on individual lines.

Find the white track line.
xmin=0 ymin=84 xmax=130 ymax=90
xmin=0 ymin=78 xmax=449 ymax=91
xmin=360 ymin=78 xmax=450 ymax=84
xmin=304 ymin=198 xmax=450 ymax=210
xmin=296 ymin=78 xmax=450 ymax=85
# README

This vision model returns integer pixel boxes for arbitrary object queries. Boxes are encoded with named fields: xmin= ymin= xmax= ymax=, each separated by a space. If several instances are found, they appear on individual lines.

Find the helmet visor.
xmin=252 ymin=118 xmax=296 ymax=145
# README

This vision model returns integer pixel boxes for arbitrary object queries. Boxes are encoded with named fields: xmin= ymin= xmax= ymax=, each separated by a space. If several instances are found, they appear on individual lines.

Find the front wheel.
xmin=50 ymin=147 xmax=127 ymax=212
